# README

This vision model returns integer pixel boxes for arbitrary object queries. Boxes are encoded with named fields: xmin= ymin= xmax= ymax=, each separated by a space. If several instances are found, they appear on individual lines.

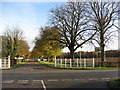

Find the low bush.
xmin=107 ymin=78 xmax=120 ymax=89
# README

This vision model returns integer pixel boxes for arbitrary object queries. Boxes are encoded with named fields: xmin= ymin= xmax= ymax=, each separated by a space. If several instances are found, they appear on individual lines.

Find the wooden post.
xmin=93 ymin=58 xmax=95 ymax=68
xmin=0 ymin=58 xmax=1 ymax=68
xmin=77 ymin=58 xmax=79 ymax=67
xmin=80 ymin=58 xmax=82 ymax=67
xmin=70 ymin=58 xmax=72 ymax=67
xmin=54 ymin=56 xmax=56 ymax=67
xmin=60 ymin=58 xmax=62 ymax=67
xmin=5 ymin=58 xmax=6 ymax=67
xmin=84 ymin=58 xmax=86 ymax=67
xmin=8 ymin=56 xmax=10 ymax=68
xmin=65 ymin=58 xmax=67 ymax=67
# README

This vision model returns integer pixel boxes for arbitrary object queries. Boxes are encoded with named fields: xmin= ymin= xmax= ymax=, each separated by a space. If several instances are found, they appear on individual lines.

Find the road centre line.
xmin=88 ymin=78 xmax=98 ymax=80
xmin=17 ymin=80 xmax=28 ymax=83
xmin=33 ymin=80 xmax=41 ymax=82
xmin=2 ymin=80 xmax=14 ymax=83
xmin=33 ymin=80 xmax=41 ymax=83
xmin=101 ymin=78 xmax=111 ymax=80
xmin=41 ymin=80 xmax=47 ymax=90
xmin=75 ymin=79 xmax=85 ymax=80
xmin=2 ymin=77 xmax=113 ymax=84
xmin=48 ymin=79 xmax=58 ymax=81
xmin=61 ymin=79 xmax=72 ymax=81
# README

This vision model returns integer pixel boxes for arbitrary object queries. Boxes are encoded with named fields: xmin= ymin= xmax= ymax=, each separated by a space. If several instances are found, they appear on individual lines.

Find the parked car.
xmin=34 ymin=59 xmax=42 ymax=61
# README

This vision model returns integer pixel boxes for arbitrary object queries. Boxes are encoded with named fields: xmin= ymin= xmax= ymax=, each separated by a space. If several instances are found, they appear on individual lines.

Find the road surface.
xmin=1 ymin=61 xmax=119 ymax=89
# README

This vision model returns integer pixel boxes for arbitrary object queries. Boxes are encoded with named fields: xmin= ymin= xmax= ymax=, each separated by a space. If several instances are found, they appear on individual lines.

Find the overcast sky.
xmin=0 ymin=1 xmax=119 ymax=52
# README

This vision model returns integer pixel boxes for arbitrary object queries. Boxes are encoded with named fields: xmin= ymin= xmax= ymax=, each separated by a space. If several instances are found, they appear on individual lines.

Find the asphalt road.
xmin=1 ymin=61 xmax=119 ymax=90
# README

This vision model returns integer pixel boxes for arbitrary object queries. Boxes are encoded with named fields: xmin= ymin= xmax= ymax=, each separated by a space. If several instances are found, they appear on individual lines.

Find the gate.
xmin=0 ymin=56 xmax=10 ymax=69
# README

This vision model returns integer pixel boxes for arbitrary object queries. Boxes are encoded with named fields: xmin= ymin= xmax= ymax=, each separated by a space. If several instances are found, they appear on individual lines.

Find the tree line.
xmin=30 ymin=27 xmax=63 ymax=61
xmin=58 ymin=50 xmax=120 ymax=59
xmin=32 ymin=2 xmax=119 ymax=66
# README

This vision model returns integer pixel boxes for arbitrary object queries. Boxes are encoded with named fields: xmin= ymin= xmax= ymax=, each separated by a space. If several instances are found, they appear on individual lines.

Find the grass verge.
xmin=39 ymin=61 xmax=119 ymax=70
xmin=107 ymin=78 xmax=120 ymax=89
xmin=11 ymin=61 xmax=27 ymax=68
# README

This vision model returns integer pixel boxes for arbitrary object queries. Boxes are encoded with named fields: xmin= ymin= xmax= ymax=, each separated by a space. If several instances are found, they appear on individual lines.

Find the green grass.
xmin=107 ymin=78 xmax=120 ymax=89
xmin=39 ymin=61 xmax=119 ymax=70
xmin=39 ymin=61 xmax=55 ymax=67
xmin=11 ymin=61 xmax=27 ymax=68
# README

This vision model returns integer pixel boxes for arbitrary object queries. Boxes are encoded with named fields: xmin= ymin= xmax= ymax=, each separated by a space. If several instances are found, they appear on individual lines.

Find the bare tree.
xmin=85 ymin=2 xmax=119 ymax=65
xmin=49 ymin=2 xmax=97 ymax=60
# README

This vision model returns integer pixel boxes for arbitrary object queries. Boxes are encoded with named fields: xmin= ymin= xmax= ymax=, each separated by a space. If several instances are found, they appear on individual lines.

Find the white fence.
xmin=54 ymin=58 xmax=95 ymax=68
xmin=0 ymin=56 xmax=10 ymax=69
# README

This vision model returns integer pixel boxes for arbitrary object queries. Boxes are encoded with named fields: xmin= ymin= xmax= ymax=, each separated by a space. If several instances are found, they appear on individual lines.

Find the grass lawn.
xmin=107 ymin=78 xmax=120 ymax=89
xmin=11 ymin=61 xmax=27 ymax=68
xmin=39 ymin=61 xmax=119 ymax=70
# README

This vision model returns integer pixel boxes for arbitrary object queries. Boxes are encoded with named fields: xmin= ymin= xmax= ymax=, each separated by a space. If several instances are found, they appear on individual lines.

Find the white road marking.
xmin=33 ymin=80 xmax=41 ymax=83
xmin=88 ymin=78 xmax=98 ymax=80
xmin=61 ymin=79 xmax=71 ymax=81
xmin=18 ymin=80 xmax=28 ymax=84
xmin=48 ymin=79 xmax=58 ymax=81
xmin=33 ymin=80 xmax=41 ymax=82
xmin=41 ymin=80 xmax=47 ymax=90
xmin=101 ymin=78 xmax=111 ymax=80
xmin=75 ymin=79 xmax=85 ymax=80
xmin=2 ymin=80 xmax=14 ymax=83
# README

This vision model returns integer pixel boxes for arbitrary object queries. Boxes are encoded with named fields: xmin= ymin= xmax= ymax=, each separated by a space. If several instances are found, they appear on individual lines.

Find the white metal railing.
xmin=0 ymin=56 xmax=11 ymax=69
xmin=54 ymin=58 xmax=95 ymax=68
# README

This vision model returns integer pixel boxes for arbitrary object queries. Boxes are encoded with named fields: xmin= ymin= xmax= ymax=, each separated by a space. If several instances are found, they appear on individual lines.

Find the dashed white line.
xmin=2 ymin=80 xmax=14 ymax=83
xmin=88 ymin=78 xmax=98 ymax=80
xmin=61 ymin=79 xmax=72 ymax=81
xmin=101 ymin=78 xmax=111 ymax=80
xmin=41 ymin=80 xmax=47 ymax=90
xmin=75 ymin=79 xmax=85 ymax=80
xmin=33 ymin=80 xmax=41 ymax=83
xmin=17 ymin=80 xmax=28 ymax=84
xmin=48 ymin=79 xmax=58 ymax=81
xmin=33 ymin=80 xmax=41 ymax=82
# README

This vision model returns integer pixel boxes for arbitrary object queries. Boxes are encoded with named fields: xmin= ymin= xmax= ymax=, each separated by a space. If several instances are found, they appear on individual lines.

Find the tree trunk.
xmin=100 ymin=43 xmax=105 ymax=66
xmin=100 ymin=29 xmax=105 ymax=67
xmin=69 ymin=46 xmax=75 ymax=65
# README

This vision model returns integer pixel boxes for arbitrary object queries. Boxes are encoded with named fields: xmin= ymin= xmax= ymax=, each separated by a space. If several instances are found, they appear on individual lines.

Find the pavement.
xmin=1 ymin=61 xmax=119 ymax=90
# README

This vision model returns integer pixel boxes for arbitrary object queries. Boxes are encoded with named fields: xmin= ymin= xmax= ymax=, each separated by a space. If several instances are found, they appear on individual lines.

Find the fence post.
xmin=8 ymin=56 xmax=10 ymax=68
xmin=70 ymin=58 xmax=72 ymax=67
xmin=80 ymin=58 xmax=82 ymax=67
xmin=84 ymin=58 xmax=86 ymax=67
xmin=65 ymin=58 xmax=67 ymax=67
xmin=77 ymin=58 xmax=79 ymax=67
xmin=54 ymin=56 xmax=56 ymax=67
xmin=93 ymin=58 xmax=95 ymax=68
xmin=60 ymin=58 xmax=62 ymax=67
xmin=0 ymin=58 xmax=1 ymax=68
xmin=4 ymin=58 xmax=6 ymax=67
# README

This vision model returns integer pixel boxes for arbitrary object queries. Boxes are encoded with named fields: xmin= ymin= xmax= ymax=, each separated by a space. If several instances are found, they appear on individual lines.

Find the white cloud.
xmin=20 ymin=24 xmax=39 ymax=51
